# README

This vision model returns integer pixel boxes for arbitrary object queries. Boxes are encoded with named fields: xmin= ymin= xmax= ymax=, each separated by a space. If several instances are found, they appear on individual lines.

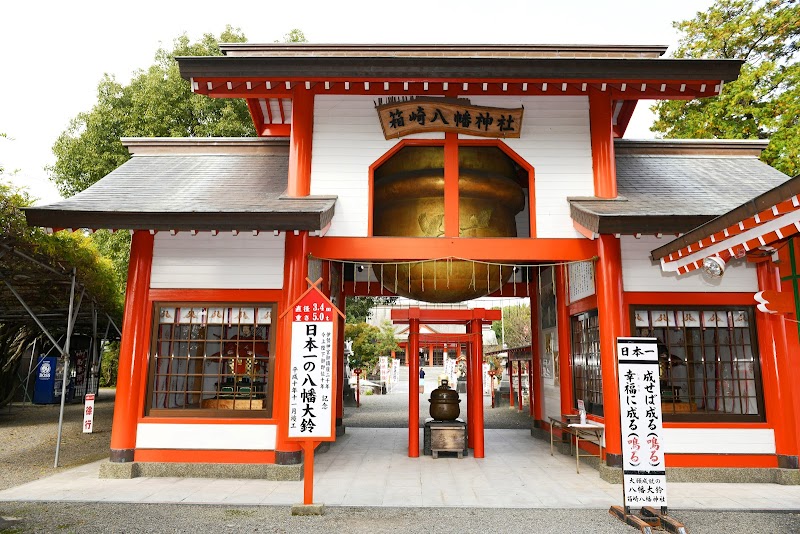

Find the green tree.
xmin=49 ymin=27 xmax=254 ymax=293
xmin=344 ymin=320 xmax=399 ymax=376
xmin=49 ymin=27 xmax=309 ymax=293
xmin=491 ymin=304 xmax=532 ymax=349
xmin=278 ymin=29 xmax=307 ymax=43
xmin=50 ymin=26 xmax=254 ymax=198
xmin=0 ymin=132 xmax=8 ymax=175
xmin=0 ymin=182 xmax=121 ymax=403
xmin=345 ymin=296 xmax=398 ymax=323
xmin=651 ymin=0 xmax=800 ymax=177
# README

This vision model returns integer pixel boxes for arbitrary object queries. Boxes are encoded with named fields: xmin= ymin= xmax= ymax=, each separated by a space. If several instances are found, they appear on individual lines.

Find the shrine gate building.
xmin=25 ymin=43 xmax=800 ymax=485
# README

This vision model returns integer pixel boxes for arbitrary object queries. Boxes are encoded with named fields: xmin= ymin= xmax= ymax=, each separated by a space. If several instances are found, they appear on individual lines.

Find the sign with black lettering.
xmin=376 ymin=98 xmax=523 ymax=139
xmin=287 ymin=284 xmax=342 ymax=441
xmin=617 ymin=337 xmax=668 ymax=511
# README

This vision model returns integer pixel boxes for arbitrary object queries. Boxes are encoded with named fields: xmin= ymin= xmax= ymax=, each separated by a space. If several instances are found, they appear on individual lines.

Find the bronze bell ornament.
xmin=428 ymin=379 xmax=461 ymax=421
xmin=373 ymin=146 xmax=526 ymax=302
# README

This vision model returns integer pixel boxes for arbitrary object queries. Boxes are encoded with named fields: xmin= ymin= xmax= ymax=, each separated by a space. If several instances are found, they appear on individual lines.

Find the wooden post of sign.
xmin=301 ymin=441 xmax=316 ymax=505
xmin=285 ymin=278 xmax=343 ymax=517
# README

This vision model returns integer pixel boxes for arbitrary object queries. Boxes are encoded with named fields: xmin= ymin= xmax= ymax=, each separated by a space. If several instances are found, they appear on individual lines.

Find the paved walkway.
xmin=1 ymin=367 xmax=800 ymax=511
xmin=2 ymin=427 xmax=800 ymax=510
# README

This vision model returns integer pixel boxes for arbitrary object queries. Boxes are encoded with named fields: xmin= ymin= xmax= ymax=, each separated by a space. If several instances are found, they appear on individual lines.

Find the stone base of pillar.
xmin=275 ymin=450 xmax=302 ymax=465
xmin=109 ymin=448 xmax=134 ymax=463
xmin=605 ymin=452 xmax=622 ymax=468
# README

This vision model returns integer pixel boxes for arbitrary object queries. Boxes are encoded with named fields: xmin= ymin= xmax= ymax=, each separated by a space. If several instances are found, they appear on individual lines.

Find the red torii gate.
xmin=391 ymin=307 xmax=501 ymax=459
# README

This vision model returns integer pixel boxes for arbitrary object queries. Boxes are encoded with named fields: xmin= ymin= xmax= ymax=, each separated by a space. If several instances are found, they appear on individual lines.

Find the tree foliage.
xmin=49 ymin=26 xmax=255 ymax=198
xmin=0 ymin=182 xmax=122 ymax=404
xmin=345 ymin=296 xmax=399 ymax=323
xmin=278 ymin=29 xmax=307 ymax=43
xmin=49 ymin=27 xmax=309 ymax=293
xmin=491 ymin=304 xmax=532 ymax=349
xmin=48 ymin=27 xmax=256 ymax=293
xmin=651 ymin=0 xmax=800 ymax=177
xmin=344 ymin=321 xmax=399 ymax=376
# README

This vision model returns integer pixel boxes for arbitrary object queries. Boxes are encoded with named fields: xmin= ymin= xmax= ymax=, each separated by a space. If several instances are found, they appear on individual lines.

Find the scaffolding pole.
xmin=54 ymin=270 xmax=81 ymax=468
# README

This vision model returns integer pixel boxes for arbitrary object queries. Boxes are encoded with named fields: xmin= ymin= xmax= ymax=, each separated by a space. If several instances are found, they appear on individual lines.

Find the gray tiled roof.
xmin=570 ymin=153 xmax=792 ymax=234
xmin=25 ymin=152 xmax=336 ymax=232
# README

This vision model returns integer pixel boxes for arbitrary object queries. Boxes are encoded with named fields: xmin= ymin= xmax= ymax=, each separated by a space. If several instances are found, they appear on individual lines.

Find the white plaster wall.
xmin=621 ymin=235 xmax=758 ymax=293
xmin=464 ymin=96 xmax=593 ymax=239
xmin=663 ymin=428 xmax=775 ymax=454
xmin=150 ymin=232 xmax=285 ymax=289
xmin=136 ymin=423 xmax=277 ymax=450
xmin=311 ymin=95 xmax=443 ymax=237
xmin=311 ymin=95 xmax=591 ymax=238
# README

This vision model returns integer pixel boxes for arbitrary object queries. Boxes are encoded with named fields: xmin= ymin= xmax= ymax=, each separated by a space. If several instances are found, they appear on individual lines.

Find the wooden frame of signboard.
xmin=280 ymin=278 xmax=343 ymax=506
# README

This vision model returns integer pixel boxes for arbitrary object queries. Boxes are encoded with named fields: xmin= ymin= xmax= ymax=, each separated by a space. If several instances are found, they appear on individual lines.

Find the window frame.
xmin=146 ymin=301 xmax=277 ymax=419
xmin=570 ymin=309 xmax=603 ymax=417
xmin=629 ymin=305 xmax=765 ymax=423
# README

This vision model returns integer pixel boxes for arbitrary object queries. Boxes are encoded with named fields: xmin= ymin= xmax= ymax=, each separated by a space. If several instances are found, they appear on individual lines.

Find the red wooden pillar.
xmin=756 ymin=262 xmax=799 ymax=468
xmin=470 ymin=317 xmax=485 ymax=458
xmin=274 ymin=85 xmax=314 ymax=463
xmin=528 ymin=360 xmax=535 ymax=416
xmin=408 ymin=316 xmax=420 ymax=457
xmin=588 ymin=87 xmax=617 ymax=199
xmin=274 ymin=231 xmax=308 ymax=462
xmin=509 ymin=359 xmax=516 ymax=408
xmin=428 ymin=344 xmax=434 ymax=366
xmin=465 ymin=321 xmax=474 ymax=448
xmin=110 ymin=231 xmax=154 ymax=462
xmin=596 ymin=235 xmax=626 ymax=465
xmin=555 ymin=265 xmax=574 ymax=417
xmin=287 ymin=87 xmax=314 ymax=197
xmin=530 ymin=270 xmax=541 ymax=419
xmin=443 ymin=133 xmax=459 ymax=237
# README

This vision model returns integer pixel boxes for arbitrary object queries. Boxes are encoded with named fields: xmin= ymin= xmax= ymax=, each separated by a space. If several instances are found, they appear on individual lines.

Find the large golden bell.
xmin=374 ymin=146 xmax=525 ymax=302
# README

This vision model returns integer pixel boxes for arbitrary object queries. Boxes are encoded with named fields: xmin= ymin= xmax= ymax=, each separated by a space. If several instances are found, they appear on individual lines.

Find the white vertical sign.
xmin=82 ymin=393 xmax=95 ymax=433
xmin=482 ymin=363 xmax=491 ymax=395
xmin=379 ymin=356 xmax=389 ymax=385
xmin=391 ymin=359 xmax=400 ymax=390
xmin=617 ymin=337 xmax=668 ymax=510
xmin=288 ymin=289 xmax=338 ymax=440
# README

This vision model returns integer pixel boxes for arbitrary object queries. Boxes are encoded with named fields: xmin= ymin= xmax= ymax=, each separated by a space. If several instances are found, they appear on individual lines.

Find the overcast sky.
xmin=0 ymin=0 xmax=715 ymax=205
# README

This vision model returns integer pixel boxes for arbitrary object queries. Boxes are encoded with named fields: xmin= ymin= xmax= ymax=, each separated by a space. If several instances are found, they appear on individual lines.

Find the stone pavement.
xmin=1 ymin=367 xmax=800 ymax=512
xmin=2 ymin=427 xmax=800 ymax=510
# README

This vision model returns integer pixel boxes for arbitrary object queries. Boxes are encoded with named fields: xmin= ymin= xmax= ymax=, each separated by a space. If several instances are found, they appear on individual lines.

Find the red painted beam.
xmin=261 ymin=124 xmax=291 ymax=137
xmin=246 ymin=98 xmax=266 ymax=137
xmin=391 ymin=307 xmax=501 ymax=323
xmin=612 ymin=100 xmax=638 ymax=138
xmin=307 ymin=237 xmax=596 ymax=262
xmin=192 ymin=78 xmax=720 ymax=101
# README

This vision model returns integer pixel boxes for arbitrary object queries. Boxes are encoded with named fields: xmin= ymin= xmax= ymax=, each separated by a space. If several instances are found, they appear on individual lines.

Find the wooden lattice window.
xmin=571 ymin=310 xmax=603 ymax=416
xmin=148 ymin=303 xmax=276 ymax=417
xmin=632 ymin=307 xmax=764 ymax=422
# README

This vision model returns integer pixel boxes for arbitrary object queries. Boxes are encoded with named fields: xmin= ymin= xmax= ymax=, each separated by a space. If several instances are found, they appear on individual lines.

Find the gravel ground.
xmin=0 ymin=389 xmax=115 ymax=492
xmin=2 ymin=377 xmax=800 ymax=533
xmin=1 ymin=503 xmax=799 ymax=533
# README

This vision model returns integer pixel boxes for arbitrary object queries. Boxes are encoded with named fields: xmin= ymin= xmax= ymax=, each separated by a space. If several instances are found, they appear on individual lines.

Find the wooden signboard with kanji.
xmin=376 ymin=98 xmax=524 ymax=139
xmin=285 ymin=281 xmax=342 ymax=442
